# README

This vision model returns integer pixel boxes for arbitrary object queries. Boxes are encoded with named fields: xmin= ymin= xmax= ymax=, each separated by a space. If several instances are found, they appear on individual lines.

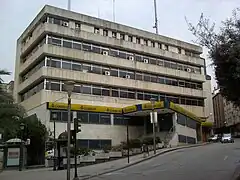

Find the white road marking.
xmin=224 ymin=156 xmax=228 ymax=161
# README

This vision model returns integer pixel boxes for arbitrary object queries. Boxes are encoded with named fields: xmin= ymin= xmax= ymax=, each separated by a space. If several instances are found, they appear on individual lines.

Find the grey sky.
xmin=0 ymin=0 xmax=239 ymax=89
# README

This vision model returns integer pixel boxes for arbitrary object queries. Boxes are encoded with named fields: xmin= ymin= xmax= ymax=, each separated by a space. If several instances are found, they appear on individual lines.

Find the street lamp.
xmin=126 ymin=118 xmax=130 ymax=163
xmin=52 ymin=113 xmax=57 ymax=171
xmin=150 ymin=98 xmax=156 ymax=154
xmin=64 ymin=80 xmax=75 ymax=180
xmin=19 ymin=123 xmax=25 ymax=171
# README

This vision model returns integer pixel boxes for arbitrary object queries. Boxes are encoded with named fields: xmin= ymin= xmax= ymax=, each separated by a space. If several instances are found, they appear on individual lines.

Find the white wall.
xmin=175 ymin=124 xmax=197 ymax=139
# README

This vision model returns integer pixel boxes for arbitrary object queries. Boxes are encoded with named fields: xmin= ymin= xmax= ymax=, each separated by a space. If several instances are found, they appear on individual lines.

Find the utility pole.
xmin=153 ymin=0 xmax=158 ymax=34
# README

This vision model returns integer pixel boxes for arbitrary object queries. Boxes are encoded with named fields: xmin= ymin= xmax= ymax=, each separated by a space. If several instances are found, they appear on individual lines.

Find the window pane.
xmin=92 ymin=46 xmax=101 ymax=54
xmin=89 ymin=140 xmax=100 ymax=149
xmin=137 ymin=92 xmax=144 ymax=100
xmin=119 ymin=52 xmax=126 ymax=59
xmin=119 ymin=71 xmax=127 ymax=78
xmin=72 ymin=63 xmax=81 ymax=71
xmin=50 ymin=111 xmax=61 ymax=121
xmin=100 ymin=140 xmax=111 ymax=148
xmin=78 ymin=140 xmax=88 ymax=148
xmin=62 ymin=111 xmax=68 ymax=122
xmin=143 ymin=75 xmax=151 ymax=82
xmin=102 ymin=88 xmax=110 ymax=96
xmin=110 ymin=69 xmax=118 ymax=77
xmin=99 ymin=114 xmax=111 ymax=124
xmin=92 ymin=65 xmax=102 ymax=74
xmin=82 ymin=85 xmax=91 ymax=94
xmin=51 ymin=82 xmax=60 ymax=91
xmin=89 ymin=113 xmax=99 ymax=124
xmin=150 ymin=75 xmax=157 ymax=83
xmin=144 ymin=94 xmax=151 ymax=101
xmin=82 ymin=43 xmax=91 ymax=51
xmin=73 ymin=85 xmax=81 ymax=93
xmin=136 ymin=73 xmax=143 ymax=81
xmin=158 ymin=77 xmax=165 ymax=84
xmin=77 ymin=112 xmax=88 ymax=123
xmin=112 ymin=89 xmax=119 ymax=97
xmin=73 ymin=42 xmax=81 ymax=50
xmin=128 ymin=91 xmax=135 ymax=99
xmin=82 ymin=64 xmax=91 ymax=72
xmin=149 ymin=58 xmax=157 ymax=65
xmin=120 ymin=90 xmax=128 ymax=98
xmin=164 ymin=62 xmax=171 ymax=68
xmin=92 ymin=86 xmax=101 ymax=95
xmin=62 ymin=61 xmax=71 ymax=70
xmin=109 ymin=49 xmax=119 ymax=57
xmin=51 ymin=37 xmax=62 ymax=46
xmin=135 ymin=55 xmax=142 ymax=62
xmin=63 ymin=40 xmax=72 ymax=48
xmin=50 ymin=60 xmax=61 ymax=68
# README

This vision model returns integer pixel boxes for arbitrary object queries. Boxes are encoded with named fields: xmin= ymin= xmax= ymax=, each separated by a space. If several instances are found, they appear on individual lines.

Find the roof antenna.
xmin=68 ymin=0 xmax=71 ymax=10
xmin=153 ymin=0 xmax=159 ymax=34
xmin=113 ymin=0 xmax=116 ymax=22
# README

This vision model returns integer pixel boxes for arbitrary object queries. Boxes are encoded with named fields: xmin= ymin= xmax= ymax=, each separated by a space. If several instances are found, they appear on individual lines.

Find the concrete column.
xmin=172 ymin=112 xmax=177 ymax=131
xmin=132 ymin=36 xmax=136 ymax=43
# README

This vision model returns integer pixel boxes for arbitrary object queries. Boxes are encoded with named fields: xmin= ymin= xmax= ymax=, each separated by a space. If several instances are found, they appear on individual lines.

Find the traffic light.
xmin=74 ymin=117 xmax=81 ymax=133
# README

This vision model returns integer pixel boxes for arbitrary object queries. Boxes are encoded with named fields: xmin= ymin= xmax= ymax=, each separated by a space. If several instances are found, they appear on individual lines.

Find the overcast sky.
xmin=0 ymin=0 xmax=239 ymax=89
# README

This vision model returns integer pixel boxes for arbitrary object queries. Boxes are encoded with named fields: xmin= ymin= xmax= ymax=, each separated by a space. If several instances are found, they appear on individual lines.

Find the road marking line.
xmin=224 ymin=156 xmax=228 ymax=160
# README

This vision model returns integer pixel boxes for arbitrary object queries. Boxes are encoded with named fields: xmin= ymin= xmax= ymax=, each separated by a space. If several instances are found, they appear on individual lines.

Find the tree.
xmin=0 ymin=70 xmax=48 ymax=165
xmin=186 ymin=8 xmax=240 ymax=106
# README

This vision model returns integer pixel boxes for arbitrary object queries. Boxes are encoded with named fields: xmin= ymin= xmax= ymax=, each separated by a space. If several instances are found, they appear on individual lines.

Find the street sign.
xmin=150 ymin=112 xmax=158 ymax=123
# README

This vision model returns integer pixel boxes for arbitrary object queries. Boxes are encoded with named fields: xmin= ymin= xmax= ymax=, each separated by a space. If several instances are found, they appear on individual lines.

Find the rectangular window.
xmin=128 ymin=91 xmax=135 ymax=99
xmin=109 ymin=49 xmax=119 ymax=57
xmin=119 ymin=51 xmax=127 ymax=59
xmin=50 ymin=110 xmax=61 ymax=121
xmin=63 ymin=40 xmax=72 ymax=48
xmin=92 ymin=46 xmax=101 ymax=54
xmin=151 ymin=41 xmax=155 ymax=47
xmin=158 ymin=77 xmax=165 ymax=84
xmin=75 ymin=23 xmax=81 ymax=30
xmin=120 ymin=90 xmax=128 ymax=98
xmin=143 ymin=74 xmax=151 ymax=82
xmin=112 ymin=89 xmax=119 ymax=97
xmin=46 ymin=81 xmax=60 ymax=91
xmin=73 ymin=42 xmax=81 ymax=50
xmin=128 ymin=36 xmax=133 ymax=42
xmin=149 ymin=58 xmax=157 ymax=65
xmin=89 ymin=113 xmax=100 ymax=124
xmin=77 ymin=112 xmax=88 ymax=123
xmin=136 ymin=73 xmax=143 ymax=81
xmin=82 ymin=43 xmax=91 ymax=51
xmin=92 ymin=65 xmax=102 ymax=74
xmin=158 ymin=43 xmax=162 ymax=49
xmin=102 ymin=88 xmax=110 ymax=96
xmin=72 ymin=63 xmax=81 ymax=71
xmin=62 ymin=61 xmax=71 ymax=70
xmin=120 ymin=33 xmax=124 ymax=40
xmin=110 ymin=68 xmax=118 ymax=77
xmin=92 ymin=86 xmax=102 ymax=95
xmin=112 ymin=32 xmax=117 ymax=38
xmin=135 ymin=55 xmax=142 ymax=62
xmin=82 ymin=64 xmax=92 ymax=72
xmin=94 ymin=27 xmax=100 ymax=34
xmin=170 ymin=63 xmax=177 ymax=69
xmin=164 ymin=61 xmax=171 ymax=68
xmin=103 ymin=29 xmax=108 ymax=36
xmin=119 ymin=70 xmax=127 ymax=78
xmin=73 ymin=85 xmax=81 ymax=93
xmin=82 ymin=85 xmax=91 ymax=94
xmin=144 ymin=94 xmax=151 ymax=101
xmin=99 ymin=114 xmax=111 ymax=124
xmin=143 ymin=39 xmax=148 ymax=45
xmin=150 ymin=75 xmax=158 ymax=83
xmin=50 ymin=37 xmax=62 ymax=46
xmin=136 ymin=37 xmax=140 ymax=44
xmin=137 ymin=92 xmax=144 ymax=100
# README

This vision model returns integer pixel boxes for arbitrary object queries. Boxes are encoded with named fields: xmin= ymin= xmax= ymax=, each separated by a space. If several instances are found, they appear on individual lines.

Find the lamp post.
xmin=52 ymin=113 xmax=57 ymax=171
xmin=150 ymin=98 xmax=156 ymax=154
xmin=64 ymin=81 xmax=75 ymax=180
xmin=19 ymin=123 xmax=25 ymax=171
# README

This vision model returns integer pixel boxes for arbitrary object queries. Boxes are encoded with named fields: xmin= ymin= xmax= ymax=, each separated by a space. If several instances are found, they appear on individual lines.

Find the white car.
xmin=221 ymin=133 xmax=234 ymax=143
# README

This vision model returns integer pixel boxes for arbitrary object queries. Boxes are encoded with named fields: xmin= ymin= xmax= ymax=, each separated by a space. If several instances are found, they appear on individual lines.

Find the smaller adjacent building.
xmin=212 ymin=91 xmax=240 ymax=135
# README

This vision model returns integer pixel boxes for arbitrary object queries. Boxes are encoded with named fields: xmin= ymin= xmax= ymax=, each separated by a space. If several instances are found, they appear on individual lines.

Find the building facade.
xmin=14 ymin=5 xmax=213 ymax=148
xmin=212 ymin=91 xmax=240 ymax=134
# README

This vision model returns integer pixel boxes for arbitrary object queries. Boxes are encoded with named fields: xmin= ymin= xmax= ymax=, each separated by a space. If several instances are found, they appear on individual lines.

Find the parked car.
xmin=208 ymin=134 xmax=220 ymax=142
xmin=221 ymin=133 xmax=234 ymax=143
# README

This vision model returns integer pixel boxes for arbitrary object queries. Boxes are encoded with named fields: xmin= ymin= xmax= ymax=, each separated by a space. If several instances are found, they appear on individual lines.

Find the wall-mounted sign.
xmin=7 ymin=148 xmax=20 ymax=166
xmin=141 ymin=101 xmax=164 ymax=110
xmin=122 ymin=105 xmax=137 ymax=114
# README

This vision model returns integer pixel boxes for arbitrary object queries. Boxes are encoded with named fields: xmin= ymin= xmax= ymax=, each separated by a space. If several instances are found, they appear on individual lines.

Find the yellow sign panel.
xmin=141 ymin=101 xmax=164 ymax=110
xmin=122 ymin=105 xmax=137 ymax=114
xmin=47 ymin=102 xmax=122 ymax=114
xmin=169 ymin=102 xmax=201 ymax=122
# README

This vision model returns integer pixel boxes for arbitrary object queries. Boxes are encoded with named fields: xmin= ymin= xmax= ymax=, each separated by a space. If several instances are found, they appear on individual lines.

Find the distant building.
xmin=1 ymin=81 xmax=14 ymax=95
xmin=212 ymin=91 xmax=240 ymax=134
xmin=14 ymin=5 xmax=214 ymax=147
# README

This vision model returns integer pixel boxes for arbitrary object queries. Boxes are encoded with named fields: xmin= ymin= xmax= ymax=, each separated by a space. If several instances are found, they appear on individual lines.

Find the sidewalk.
xmin=0 ymin=143 xmax=208 ymax=180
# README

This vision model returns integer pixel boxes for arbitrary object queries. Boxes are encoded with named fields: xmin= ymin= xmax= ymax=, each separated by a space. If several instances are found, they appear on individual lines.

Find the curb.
xmin=80 ymin=143 xmax=208 ymax=180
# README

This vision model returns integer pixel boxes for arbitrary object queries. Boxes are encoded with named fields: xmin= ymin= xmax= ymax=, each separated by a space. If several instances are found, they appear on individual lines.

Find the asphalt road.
xmin=92 ymin=140 xmax=240 ymax=180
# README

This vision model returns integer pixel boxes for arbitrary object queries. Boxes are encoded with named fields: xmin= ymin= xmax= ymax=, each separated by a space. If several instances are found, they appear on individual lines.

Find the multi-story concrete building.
xmin=14 ymin=5 xmax=213 ymax=148
xmin=2 ymin=81 xmax=14 ymax=95
xmin=213 ymin=91 xmax=240 ymax=134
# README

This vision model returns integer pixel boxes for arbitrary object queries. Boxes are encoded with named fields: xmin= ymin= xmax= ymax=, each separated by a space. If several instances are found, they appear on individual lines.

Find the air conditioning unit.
xmin=125 ymin=75 xmax=130 ymax=79
xmin=105 ymin=71 xmax=110 ymax=76
xmin=144 ymin=59 xmax=149 ymax=64
xmin=102 ymin=51 xmax=109 ymax=55
xmin=62 ymin=22 xmax=69 ymax=27
xmin=187 ymin=68 xmax=191 ymax=72
xmin=128 ymin=56 xmax=134 ymax=61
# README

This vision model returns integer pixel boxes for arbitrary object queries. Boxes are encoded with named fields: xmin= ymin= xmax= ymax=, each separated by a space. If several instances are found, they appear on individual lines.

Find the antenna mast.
xmin=153 ymin=0 xmax=158 ymax=34
xmin=113 ymin=0 xmax=116 ymax=22
xmin=68 ymin=0 xmax=71 ymax=10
